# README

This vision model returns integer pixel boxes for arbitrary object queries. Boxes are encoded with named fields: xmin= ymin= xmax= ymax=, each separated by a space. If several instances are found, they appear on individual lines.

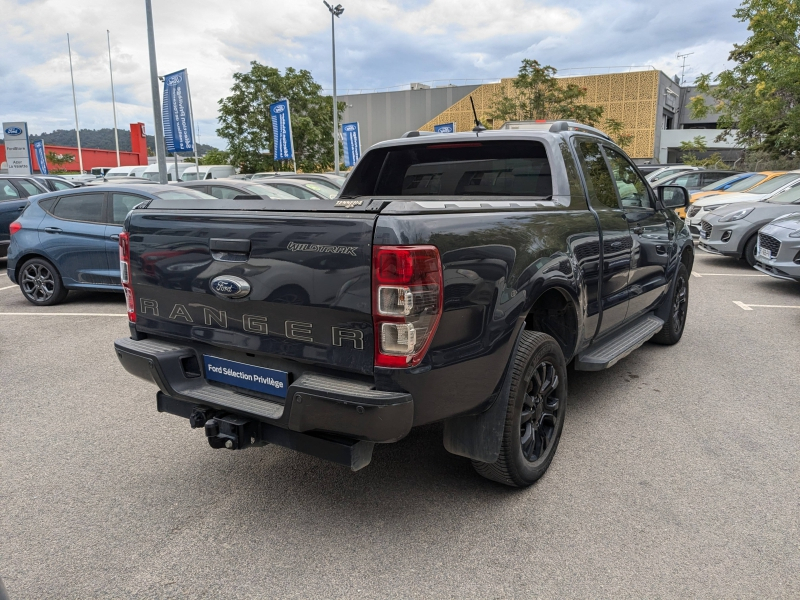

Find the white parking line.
xmin=0 ymin=312 xmax=126 ymax=317
xmin=0 ymin=285 xmax=17 ymax=291
xmin=733 ymin=301 xmax=800 ymax=311
xmin=693 ymin=272 xmax=768 ymax=278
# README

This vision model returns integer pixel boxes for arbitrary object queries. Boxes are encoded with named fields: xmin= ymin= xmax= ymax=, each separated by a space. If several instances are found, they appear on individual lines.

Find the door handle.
xmin=109 ymin=234 xmax=120 ymax=241
xmin=44 ymin=227 xmax=62 ymax=233
xmin=632 ymin=226 xmax=644 ymax=234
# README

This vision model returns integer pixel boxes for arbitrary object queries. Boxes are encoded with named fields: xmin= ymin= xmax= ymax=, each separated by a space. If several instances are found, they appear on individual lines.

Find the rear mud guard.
xmin=442 ymin=324 xmax=525 ymax=463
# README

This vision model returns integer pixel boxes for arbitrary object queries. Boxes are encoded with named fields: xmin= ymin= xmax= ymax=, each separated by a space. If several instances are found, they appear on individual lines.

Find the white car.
xmin=179 ymin=165 xmax=236 ymax=181
xmin=685 ymin=171 xmax=800 ymax=236
xmin=646 ymin=165 xmax=700 ymax=184
xmin=105 ymin=165 xmax=149 ymax=178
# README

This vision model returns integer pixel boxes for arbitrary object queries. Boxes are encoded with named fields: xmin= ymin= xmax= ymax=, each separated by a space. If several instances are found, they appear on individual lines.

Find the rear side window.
xmin=51 ymin=180 xmax=74 ymax=190
xmin=52 ymin=193 xmax=105 ymax=223
xmin=0 ymin=180 xmax=21 ymax=200
xmin=345 ymin=141 xmax=552 ymax=197
xmin=38 ymin=197 xmax=57 ymax=213
xmin=17 ymin=180 xmax=42 ymax=195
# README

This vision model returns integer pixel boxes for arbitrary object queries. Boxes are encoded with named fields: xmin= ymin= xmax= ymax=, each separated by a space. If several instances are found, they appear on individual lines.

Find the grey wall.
xmin=652 ymin=72 xmax=683 ymax=163
xmin=679 ymin=85 xmax=723 ymax=127
xmin=339 ymin=84 xmax=480 ymax=151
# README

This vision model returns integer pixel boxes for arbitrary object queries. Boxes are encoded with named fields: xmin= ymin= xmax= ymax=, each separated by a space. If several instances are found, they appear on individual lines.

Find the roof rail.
xmin=401 ymin=130 xmax=438 ymax=138
xmin=499 ymin=120 xmax=611 ymax=140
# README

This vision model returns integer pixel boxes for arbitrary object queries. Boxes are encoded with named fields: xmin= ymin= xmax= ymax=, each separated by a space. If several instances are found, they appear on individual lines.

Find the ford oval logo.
xmin=4 ymin=127 xmax=22 ymax=135
xmin=343 ymin=124 xmax=356 ymax=132
xmin=273 ymin=104 xmax=285 ymax=114
xmin=166 ymin=75 xmax=182 ymax=85
xmin=437 ymin=126 xmax=452 ymax=133
xmin=210 ymin=276 xmax=251 ymax=299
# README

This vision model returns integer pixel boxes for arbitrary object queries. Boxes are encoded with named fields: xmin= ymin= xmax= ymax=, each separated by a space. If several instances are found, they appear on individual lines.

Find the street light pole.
xmin=107 ymin=30 xmax=120 ymax=167
xmin=66 ymin=33 xmax=84 ymax=174
xmin=324 ymin=2 xmax=344 ymax=175
xmin=145 ymin=0 xmax=168 ymax=184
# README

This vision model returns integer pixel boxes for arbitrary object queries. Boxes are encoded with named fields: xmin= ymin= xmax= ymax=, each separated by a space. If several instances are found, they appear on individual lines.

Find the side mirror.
xmin=659 ymin=185 xmax=690 ymax=209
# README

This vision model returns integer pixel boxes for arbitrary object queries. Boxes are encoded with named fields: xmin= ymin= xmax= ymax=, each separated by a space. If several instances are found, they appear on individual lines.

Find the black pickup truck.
xmin=114 ymin=122 xmax=693 ymax=487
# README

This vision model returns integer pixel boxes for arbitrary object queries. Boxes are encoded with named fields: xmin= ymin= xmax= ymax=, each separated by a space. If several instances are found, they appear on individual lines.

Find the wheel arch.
xmin=14 ymin=252 xmax=61 ymax=282
xmin=523 ymin=286 xmax=579 ymax=362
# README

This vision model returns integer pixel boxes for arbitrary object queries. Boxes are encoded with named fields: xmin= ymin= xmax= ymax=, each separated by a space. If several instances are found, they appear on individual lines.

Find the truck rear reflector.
xmin=372 ymin=246 xmax=443 ymax=368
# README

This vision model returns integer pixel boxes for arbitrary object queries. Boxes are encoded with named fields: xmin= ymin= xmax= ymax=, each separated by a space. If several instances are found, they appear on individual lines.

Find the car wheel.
xmin=472 ymin=331 xmax=567 ymax=487
xmin=742 ymin=234 xmax=758 ymax=267
xmin=651 ymin=262 xmax=689 ymax=346
xmin=19 ymin=257 xmax=68 ymax=306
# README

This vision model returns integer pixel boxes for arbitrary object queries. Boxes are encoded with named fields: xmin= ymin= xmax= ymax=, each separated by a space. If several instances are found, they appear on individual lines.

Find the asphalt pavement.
xmin=1 ymin=252 xmax=798 ymax=598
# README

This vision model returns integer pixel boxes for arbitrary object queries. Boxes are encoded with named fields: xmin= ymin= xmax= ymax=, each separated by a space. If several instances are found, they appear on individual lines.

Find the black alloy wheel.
xmin=652 ymin=262 xmax=689 ymax=345
xmin=19 ymin=258 xmax=68 ymax=306
xmin=520 ymin=361 xmax=561 ymax=464
xmin=472 ymin=331 xmax=568 ymax=487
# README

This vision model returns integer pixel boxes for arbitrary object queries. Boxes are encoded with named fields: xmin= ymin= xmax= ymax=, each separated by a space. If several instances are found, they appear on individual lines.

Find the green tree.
xmin=691 ymin=0 xmax=800 ymax=156
xmin=603 ymin=118 xmax=634 ymax=151
xmin=199 ymin=149 xmax=230 ymax=165
xmin=489 ymin=59 xmax=604 ymax=126
xmin=217 ymin=62 xmax=345 ymax=173
xmin=45 ymin=151 xmax=75 ymax=173
xmin=678 ymin=136 xmax=729 ymax=168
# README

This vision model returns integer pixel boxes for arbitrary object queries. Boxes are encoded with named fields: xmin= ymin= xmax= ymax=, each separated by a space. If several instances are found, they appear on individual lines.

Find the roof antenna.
xmin=469 ymin=96 xmax=486 ymax=134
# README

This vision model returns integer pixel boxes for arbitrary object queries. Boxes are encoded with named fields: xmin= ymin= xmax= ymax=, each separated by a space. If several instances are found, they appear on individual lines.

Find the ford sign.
xmin=4 ymin=127 xmax=22 ymax=135
xmin=210 ymin=276 xmax=251 ymax=299
xmin=343 ymin=124 xmax=356 ymax=132
xmin=166 ymin=75 xmax=183 ymax=85
xmin=438 ymin=126 xmax=452 ymax=133
xmin=273 ymin=104 xmax=285 ymax=113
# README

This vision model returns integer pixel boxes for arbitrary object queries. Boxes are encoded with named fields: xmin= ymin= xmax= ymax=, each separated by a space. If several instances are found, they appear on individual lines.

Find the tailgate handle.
xmin=209 ymin=238 xmax=251 ymax=253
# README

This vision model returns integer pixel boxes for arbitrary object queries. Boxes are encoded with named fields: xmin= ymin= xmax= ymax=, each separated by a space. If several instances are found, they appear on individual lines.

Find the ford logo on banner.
xmin=4 ymin=127 xmax=22 ymax=135
xmin=434 ymin=122 xmax=456 ymax=134
xmin=438 ymin=126 xmax=452 ymax=133
xmin=210 ymin=276 xmax=251 ymax=299
xmin=343 ymin=124 xmax=356 ymax=132
xmin=166 ymin=74 xmax=183 ymax=86
xmin=272 ymin=104 xmax=285 ymax=114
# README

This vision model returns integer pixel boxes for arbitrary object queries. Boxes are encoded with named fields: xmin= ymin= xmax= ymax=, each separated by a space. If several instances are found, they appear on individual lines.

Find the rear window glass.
xmin=745 ymin=173 xmax=800 ymax=194
xmin=344 ymin=141 xmax=552 ymax=197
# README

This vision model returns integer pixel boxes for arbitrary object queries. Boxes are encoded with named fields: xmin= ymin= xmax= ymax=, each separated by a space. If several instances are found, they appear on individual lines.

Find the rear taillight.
xmin=372 ymin=245 xmax=443 ymax=368
xmin=119 ymin=232 xmax=135 ymax=322
xmin=9 ymin=221 xmax=21 ymax=236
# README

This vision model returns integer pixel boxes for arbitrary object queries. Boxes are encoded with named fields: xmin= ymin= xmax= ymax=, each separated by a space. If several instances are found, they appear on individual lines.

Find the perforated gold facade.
xmin=419 ymin=70 xmax=660 ymax=159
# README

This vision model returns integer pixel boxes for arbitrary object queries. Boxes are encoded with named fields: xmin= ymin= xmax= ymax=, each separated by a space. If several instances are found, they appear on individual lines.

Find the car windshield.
xmin=241 ymin=183 xmax=297 ymax=199
xmin=154 ymin=189 xmax=215 ymax=200
xmin=180 ymin=170 xmax=206 ymax=181
xmin=721 ymin=173 xmax=766 ymax=192
xmin=305 ymin=182 xmax=337 ymax=198
xmin=700 ymin=173 xmax=748 ymax=191
xmin=766 ymin=185 xmax=800 ymax=204
xmin=744 ymin=173 xmax=799 ymax=194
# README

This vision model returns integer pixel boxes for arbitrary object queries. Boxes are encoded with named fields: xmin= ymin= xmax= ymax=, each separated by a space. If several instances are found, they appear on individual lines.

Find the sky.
xmin=0 ymin=0 xmax=750 ymax=150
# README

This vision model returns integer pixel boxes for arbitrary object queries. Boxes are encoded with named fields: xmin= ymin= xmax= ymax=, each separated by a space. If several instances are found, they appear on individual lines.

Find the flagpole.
xmin=107 ymin=30 xmax=120 ymax=167
xmin=184 ymin=70 xmax=201 ymax=178
xmin=67 ymin=33 xmax=84 ymax=174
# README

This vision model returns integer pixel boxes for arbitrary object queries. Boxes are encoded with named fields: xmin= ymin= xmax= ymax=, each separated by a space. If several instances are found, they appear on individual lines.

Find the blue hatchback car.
xmin=6 ymin=185 xmax=213 ymax=305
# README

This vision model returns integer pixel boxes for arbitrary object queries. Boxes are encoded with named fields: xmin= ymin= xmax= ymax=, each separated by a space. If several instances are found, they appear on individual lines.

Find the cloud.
xmin=0 ymin=0 xmax=748 ymax=150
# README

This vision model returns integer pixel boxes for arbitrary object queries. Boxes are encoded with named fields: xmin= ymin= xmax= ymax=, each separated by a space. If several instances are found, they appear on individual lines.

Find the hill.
xmin=30 ymin=128 xmax=218 ymax=155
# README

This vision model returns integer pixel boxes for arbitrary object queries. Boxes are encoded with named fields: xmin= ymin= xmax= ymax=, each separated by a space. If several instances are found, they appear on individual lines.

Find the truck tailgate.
xmin=128 ymin=210 xmax=376 ymax=375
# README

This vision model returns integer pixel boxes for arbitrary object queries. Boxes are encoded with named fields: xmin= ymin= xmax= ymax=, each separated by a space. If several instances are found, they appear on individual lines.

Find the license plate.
xmin=759 ymin=247 xmax=772 ymax=260
xmin=203 ymin=355 xmax=288 ymax=398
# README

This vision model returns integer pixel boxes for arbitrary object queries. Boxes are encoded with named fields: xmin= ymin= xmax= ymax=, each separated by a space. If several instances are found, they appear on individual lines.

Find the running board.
xmin=575 ymin=314 xmax=664 ymax=371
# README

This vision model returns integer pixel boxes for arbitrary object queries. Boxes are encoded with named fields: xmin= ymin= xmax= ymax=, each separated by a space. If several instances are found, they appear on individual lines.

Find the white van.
xmin=90 ymin=166 xmax=114 ymax=177
xmin=180 ymin=165 xmax=236 ymax=181
xmin=105 ymin=165 xmax=149 ymax=178
xmin=141 ymin=162 xmax=195 ymax=182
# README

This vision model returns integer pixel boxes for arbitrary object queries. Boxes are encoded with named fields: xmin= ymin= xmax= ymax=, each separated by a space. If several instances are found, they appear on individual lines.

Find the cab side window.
xmin=17 ymin=180 xmax=42 ymax=196
xmin=574 ymin=140 xmax=619 ymax=210
xmin=209 ymin=186 xmax=240 ymax=199
xmin=603 ymin=147 xmax=653 ymax=210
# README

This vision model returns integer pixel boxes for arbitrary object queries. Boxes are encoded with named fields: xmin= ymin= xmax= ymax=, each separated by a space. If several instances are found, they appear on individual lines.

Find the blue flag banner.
xmin=341 ymin=122 xmax=361 ymax=168
xmin=162 ymin=69 xmax=195 ymax=152
xmin=434 ymin=122 xmax=457 ymax=134
xmin=270 ymin=99 xmax=294 ymax=161
xmin=33 ymin=140 xmax=48 ymax=174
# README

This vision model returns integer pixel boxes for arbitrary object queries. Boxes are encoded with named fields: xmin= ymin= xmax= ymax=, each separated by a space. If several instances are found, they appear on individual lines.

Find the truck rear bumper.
xmin=114 ymin=337 xmax=414 ymax=445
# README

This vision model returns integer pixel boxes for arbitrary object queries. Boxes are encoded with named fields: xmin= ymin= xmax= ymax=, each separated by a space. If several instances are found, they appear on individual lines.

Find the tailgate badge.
xmin=210 ymin=276 xmax=251 ymax=299
xmin=335 ymin=199 xmax=363 ymax=208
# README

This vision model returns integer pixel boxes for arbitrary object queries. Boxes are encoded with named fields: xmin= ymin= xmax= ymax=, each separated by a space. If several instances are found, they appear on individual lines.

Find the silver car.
xmin=754 ymin=213 xmax=800 ymax=282
xmin=697 ymin=184 xmax=800 ymax=266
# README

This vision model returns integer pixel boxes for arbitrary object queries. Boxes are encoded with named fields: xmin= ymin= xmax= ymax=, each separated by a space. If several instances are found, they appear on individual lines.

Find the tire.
xmin=742 ymin=234 xmax=758 ymax=268
xmin=19 ymin=257 xmax=68 ymax=306
xmin=472 ymin=331 xmax=568 ymax=487
xmin=651 ymin=262 xmax=689 ymax=345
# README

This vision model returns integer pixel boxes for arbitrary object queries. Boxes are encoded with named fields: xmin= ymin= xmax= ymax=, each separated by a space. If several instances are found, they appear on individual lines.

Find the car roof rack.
xmin=499 ymin=120 xmax=611 ymax=141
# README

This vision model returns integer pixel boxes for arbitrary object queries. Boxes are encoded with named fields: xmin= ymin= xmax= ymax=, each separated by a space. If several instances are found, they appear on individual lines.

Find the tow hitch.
xmin=190 ymin=406 xmax=261 ymax=450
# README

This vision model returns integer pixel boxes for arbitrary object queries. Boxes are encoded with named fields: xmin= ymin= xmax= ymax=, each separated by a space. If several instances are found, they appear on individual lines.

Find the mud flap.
xmin=442 ymin=324 xmax=525 ymax=463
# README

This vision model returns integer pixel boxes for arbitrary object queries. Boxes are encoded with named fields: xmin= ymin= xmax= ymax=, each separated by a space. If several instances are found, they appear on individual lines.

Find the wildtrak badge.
xmin=287 ymin=241 xmax=357 ymax=256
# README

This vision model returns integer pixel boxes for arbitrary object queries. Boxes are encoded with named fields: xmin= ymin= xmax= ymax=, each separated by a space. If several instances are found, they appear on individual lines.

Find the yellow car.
xmin=676 ymin=171 xmax=787 ymax=218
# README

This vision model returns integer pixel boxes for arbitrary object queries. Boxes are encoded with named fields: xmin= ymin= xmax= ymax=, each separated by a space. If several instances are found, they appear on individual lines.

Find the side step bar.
xmin=575 ymin=313 xmax=664 ymax=371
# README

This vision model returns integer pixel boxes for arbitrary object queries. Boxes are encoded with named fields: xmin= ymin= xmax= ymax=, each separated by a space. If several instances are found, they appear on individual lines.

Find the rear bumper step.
xmin=114 ymin=336 xmax=413 ymax=450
